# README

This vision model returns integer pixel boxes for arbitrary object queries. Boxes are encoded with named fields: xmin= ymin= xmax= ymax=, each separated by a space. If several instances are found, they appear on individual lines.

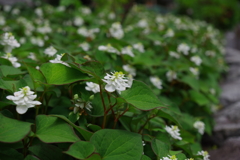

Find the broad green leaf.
xmin=157 ymin=109 xmax=181 ymax=126
xmin=29 ymin=143 xmax=65 ymax=160
xmin=0 ymin=114 xmax=32 ymax=143
xmin=24 ymin=155 xmax=39 ymax=160
xmin=0 ymin=57 xmax=12 ymax=66
xmin=121 ymin=80 xmax=166 ymax=110
xmin=64 ymin=141 xmax=95 ymax=159
xmin=0 ymin=148 xmax=24 ymax=160
xmin=84 ymin=154 xmax=102 ymax=160
xmin=40 ymin=63 xmax=89 ymax=85
xmin=181 ymin=76 xmax=199 ymax=91
xmin=25 ymin=64 xmax=46 ymax=89
xmin=79 ymin=61 xmax=105 ymax=80
xmin=141 ymin=155 xmax=151 ymax=160
xmin=35 ymin=115 xmax=80 ymax=143
xmin=151 ymin=139 xmax=169 ymax=158
xmin=51 ymin=115 xmax=93 ymax=141
xmin=90 ymin=129 xmax=143 ymax=160
xmin=0 ymin=79 xmax=27 ymax=92
xmin=176 ymin=153 xmax=187 ymax=160
xmin=189 ymin=90 xmax=210 ymax=106
xmin=0 ymin=65 xmax=25 ymax=77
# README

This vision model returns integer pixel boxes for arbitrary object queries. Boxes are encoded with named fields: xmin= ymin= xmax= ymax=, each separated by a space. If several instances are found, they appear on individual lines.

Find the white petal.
xmin=16 ymin=105 xmax=28 ymax=114
xmin=105 ymin=84 xmax=116 ymax=92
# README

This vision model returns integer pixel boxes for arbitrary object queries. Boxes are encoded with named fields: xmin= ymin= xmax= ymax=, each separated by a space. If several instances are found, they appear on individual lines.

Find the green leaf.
xmin=151 ymin=139 xmax=169 ymax=158
xmin=157 ymin=109 xmax=181 ymax=127
xmin=35 ymin=115 xmax=80 ymax=143
xmin=40 ymin=63 xmax=89 ymax=85
xmin=0 ymin=114 xmax=32 ymax=143
xmin=25 ymin=64 xmax=46 ymax=89
xmin=0 ymin=79 xmax=27 ymax=92
xmin=121 ymin=80 xmax=166 ymax=110
xmin=0 ymin=65 xmax=25 ymax=77
xmin=189 ymin=90 xmax=210 ymax=106
xmin=29 ymin=143 xmax=65 ymax=160
xmin=24 ymin=155 xmax=39 ymax=160
xmin=84 ymin=154 xmax=102 ymax=160
xmin=79 ymin=61 xmax=106 ymax=80
xmin=51 ymin=115 xmax=93 ymax=141
xmin=181 ymin=76 xmax=199 ymax=90
xmin=64 ymin=141 xmax=95 ymax=159
xmin=90 ymin=129 xmax=143 ymax=160
xmin=141 ymin=155 xmax=151 ymax=160
xmin=0 ymin=148 xmax=24 ymax=160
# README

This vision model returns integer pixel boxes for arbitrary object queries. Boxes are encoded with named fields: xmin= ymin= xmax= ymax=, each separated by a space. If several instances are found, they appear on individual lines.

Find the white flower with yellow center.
xmin=164 ymin=29 xmax=174 ymax=38
xmin=109 ymin=22 xmax=124 ymax=39
xmin=150 ymin=76 xmax=162 ymax=89
xmin=160 ymin=155 xmax=178 ymax=160
xmin=85 ymin=82 xmax=100 ymax=93
xmin=44 ymin=46 xmax=57 ymax=57
xmin=79 ymin=42 xmax=90 ymax=51
xmin=1 ymin=32 xmax=20 ymax=53
xmin=190 ymin=56 xmax=202 ymax=66
xmin=121 ymin=46 xmax=134 ymax=57
xmin=193 ymin=121 xmax=205 ymax=135
xmin=98 ymin=44 xmax=120 ymax=54
xmin=2 ymin=53 xmax=21 ymax=68
xmin=165 ymin=125 xmax=182 ymax=140
xmin=133 ymin=43 xmax=145 ymax=53
xmin=189 ymin=67 xmax=199 ymax=78
xmin=197 ymin=151 xmax=210 ymax=160
xmin=6 ymin=86 xmax=41 ymax=114
xmin=102 ymin=71 xmax=132 ymax=93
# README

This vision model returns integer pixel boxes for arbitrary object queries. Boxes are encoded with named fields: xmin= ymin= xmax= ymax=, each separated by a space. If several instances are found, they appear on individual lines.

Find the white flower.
xmin=98 ymin=44 xmax=120 ymax=54
xmin=3 ymin=5 xmax=11 ymax=12
xmin=169 ymin=51 xmax=180 ymax=59
xmin=12 ymin=8 xmax=20 ymax=15
xmin=72 ymin=94 xmax=92 ymax=113
xmin=73 ymin=16 xmax=84 ymax=26
xmin=1 ymin=32 xmax=20 ymax=53
xmin=209 ymin=88 xmax=215 ymax=95
xmin=56 ymin=6 xmax=66 ymax=12
xmin=123 ymin=64 xmax=136 ymax=77
xmin=85 ymin=82 xmax=100 ymax=93
xmin=81 ymin=7 xmax=91 ymax=15
xmin=6 ymin=86 xmax=41 ymax=114
xmin=36 ymin=24 xmax=52 ymax=34
xmin=136 ymin=19 xmax=148 ymax=28
xmin=109 ymin=22 xmax=124 ymax=39
xmin=49 ymin=54 xmax=69 ymax=67
xmin=2 ymin=53 xmax=21 ymax=68
xmin=121 ymin=46 xmax=134 ymax=57
xmin=166 ymin=70 xmax=177 ymax=82
xmin=205 ymin=50 xmax=216 ymax=57
xmin=189 ymin=67 xmax=199 ymax=77
xmin=133 ymin=43 xmax=145 ymax=53
xmin=193 ymin=121 xmax=205 ymax=135
xmin=102 ymin=71 xmax=132 ymax=93
xmin=164 ymin=29 xmax=174 ymax=38
xmin=108 ymin=12 xmax=116 ymax=20
xmin=150 ymin=76 xmax=162 ymax=89
xmin=35 ymin=8 xmax=43 ymax=17
xmin=165 ymin=125 xmax=182 ymax=140
xmin=77 ymin=27 xmax=98 ymax=39
xmin=30 ymin=37 xmax=44 ymax=47
xmin=154 ymin=40 xmax=162 ymax=46
xmin=197 ymin=151 xmax=210 ymax=160
xmin=44 ymin=46 xmax=57 ymax=57
xmin=190 ymin=56 xmax=202 ymax=66
xmin=160 ymin=155 xmax=178 ymax=160
xmin=79 ymin=42 xmax=90 ymax=51
xmin=28 ymin=52 xmax=37 ymax=61
xmin=177 ymin=43 xmax=190 ymax=55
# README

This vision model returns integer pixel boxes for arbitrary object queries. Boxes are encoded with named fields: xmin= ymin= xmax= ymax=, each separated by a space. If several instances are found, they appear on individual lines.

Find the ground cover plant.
xmin=0 ymin=1 xmax=226 ymax=160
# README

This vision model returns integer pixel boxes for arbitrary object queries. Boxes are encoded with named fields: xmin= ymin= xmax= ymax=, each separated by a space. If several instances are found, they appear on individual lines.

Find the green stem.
xmin=100 ymin=84 xmax=107 ymax=128
xmin=138 ymin=115 xmax=156 ymax=134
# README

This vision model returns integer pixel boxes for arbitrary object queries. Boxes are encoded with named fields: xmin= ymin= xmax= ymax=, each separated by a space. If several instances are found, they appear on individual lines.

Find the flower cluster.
xmin=109 ymin=22 xmax=124 ymax=39
xmin=85 ymin=82 xmax=100 ymax=93
xmin=160 ymin=155 xmax=177 ymax=160
xmin=165 ymin=125 xmax=182 ymax=140
xmin=44 ymin=46 xmax=57 ymax=57
xmin=1 ymin=53 xmax=21 ymax=68
xmin=1 ymin=32 xmax=20 ymax=53
xmin=72 ymin=94 xmax=93 ymax=113
xmin=6 ymin=86 xmax=41 ymax=114
xmin=102 ymin=71 xmax=132 ymax=93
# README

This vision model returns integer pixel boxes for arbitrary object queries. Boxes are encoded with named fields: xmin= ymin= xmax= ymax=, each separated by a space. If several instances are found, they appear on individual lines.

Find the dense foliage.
xmin=175 ymin=0 xmax=240 ymax=30
xmin=0 ymin=1 xmax=226 ymax=160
